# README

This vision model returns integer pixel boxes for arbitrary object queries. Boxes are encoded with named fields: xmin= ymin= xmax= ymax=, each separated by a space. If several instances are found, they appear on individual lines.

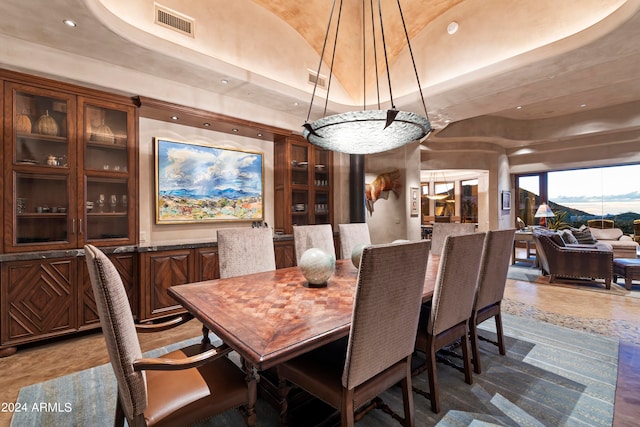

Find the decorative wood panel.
xmin=195 ymin=247 xmax=219 ymax=281
xmin=79 ymin=252 xmax=136 ymax=330
xmin=274 ymin=240 xmax=295 ymax=269
xmin=1 ymin=258 xmax=76 ymax=345
xmin=140 ymin=249 xmax=193 ymax=321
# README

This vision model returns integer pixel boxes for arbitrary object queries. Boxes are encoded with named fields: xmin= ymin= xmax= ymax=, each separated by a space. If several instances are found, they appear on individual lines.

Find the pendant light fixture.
xmin=426 ymin=171 xmax=452 ymax=200
xmin=303 ymin=0 xmax=431 ymax=154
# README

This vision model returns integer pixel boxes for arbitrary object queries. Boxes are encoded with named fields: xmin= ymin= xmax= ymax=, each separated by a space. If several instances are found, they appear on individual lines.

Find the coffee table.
xmin=613 ymin=258 xmax=640 ymax=290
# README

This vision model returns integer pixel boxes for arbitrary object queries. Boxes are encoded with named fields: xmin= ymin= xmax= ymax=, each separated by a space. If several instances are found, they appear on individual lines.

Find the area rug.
xmin=11 ymin=314 xmax=618 ymax=427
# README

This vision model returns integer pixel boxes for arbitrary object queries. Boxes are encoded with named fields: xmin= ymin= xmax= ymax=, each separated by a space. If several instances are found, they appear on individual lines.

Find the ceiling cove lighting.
xmin=302 ymin=0 xmax=431 ymax=154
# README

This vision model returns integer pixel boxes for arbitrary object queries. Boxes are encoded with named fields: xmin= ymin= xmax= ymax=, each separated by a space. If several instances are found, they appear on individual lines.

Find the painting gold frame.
xmin=154 ymin=138 xmax=264 ymax=224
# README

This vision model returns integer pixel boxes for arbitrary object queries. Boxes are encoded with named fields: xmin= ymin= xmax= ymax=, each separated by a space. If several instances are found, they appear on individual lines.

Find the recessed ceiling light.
xmin=220 ymin=79 xmax=228 ymax=84
xmin=170 ymin=116 xmax=179 ymax=120
xmin=203 ymin=122 xmax=211 ymax=127
xmin=447 ymin=21 xmax=458 ymax=35
xmin=580 ymin=103 xmax=587 ymax=107
xmin=516 ymin=106 xmax=523 ymax=110
xmin=293 ymin=102 xmax=300 ymax=107
xmin=63 ymin=19 xmax=77 ymax=27
xmin=232 ymin=128 xmax=239 ymax=132
xmin=257 ymin=133 xmax=263 ymax=137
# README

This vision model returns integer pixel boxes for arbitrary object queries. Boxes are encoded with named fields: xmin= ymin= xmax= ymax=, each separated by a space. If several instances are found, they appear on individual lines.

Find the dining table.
xmin=168 ymin=255 xmax=439 ymax=426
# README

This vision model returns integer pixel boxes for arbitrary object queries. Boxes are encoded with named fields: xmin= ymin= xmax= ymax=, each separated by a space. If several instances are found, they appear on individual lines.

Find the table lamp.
xmin=534 ymin=203 xmax=555 ymax=227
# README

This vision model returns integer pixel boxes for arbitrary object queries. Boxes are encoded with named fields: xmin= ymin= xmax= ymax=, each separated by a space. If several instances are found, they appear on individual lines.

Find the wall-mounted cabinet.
xmin=3 ymin=74 xmax=137 ymax=253
xmin=4 ymin=82 xmax=137 ymax=252
xmin=0 ymin=69 xmax=138 ymax=357
xmin=274 ymin=135 xmax=333 ymax=234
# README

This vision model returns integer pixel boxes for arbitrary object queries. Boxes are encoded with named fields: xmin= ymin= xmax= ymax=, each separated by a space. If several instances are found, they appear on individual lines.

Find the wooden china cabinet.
xmin=0 ymin=70 xmax=138 ymax=356
xmin=274 ymin=134 xmax=334 ymax=234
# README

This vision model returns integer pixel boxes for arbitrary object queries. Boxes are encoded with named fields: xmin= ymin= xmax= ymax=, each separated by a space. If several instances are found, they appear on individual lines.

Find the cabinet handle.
xmin=72 ymin=219 xmax=76 ymax=234
xmin=79 ymin=219 xmax=83 ymax=234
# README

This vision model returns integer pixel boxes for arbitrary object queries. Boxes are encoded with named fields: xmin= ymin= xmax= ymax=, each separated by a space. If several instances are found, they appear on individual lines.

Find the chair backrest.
xmin=84 ymin=244 xmax=146 ymax=421
xmin=429 ymin=233 xmax=486 ymax=336
xmin=338 ymin=223 xmax=371 ymax=260
xmin=474 ymin=229 xmax=516 ymax=311
xmin=217 ymin=227 xmax=276 ymax=278
xmin=293 ymin=224 xmax=336 ymax=264
xmin=430 ymin=222 xmax=476 ymax=256
xmin=342 ymin=240 xmax=431 ymax=390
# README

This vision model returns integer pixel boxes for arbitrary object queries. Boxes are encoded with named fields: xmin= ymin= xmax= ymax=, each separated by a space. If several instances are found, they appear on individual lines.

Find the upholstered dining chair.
xmin=429 ymin=222 xmax=476 ymax=256
xmin=469 ymin=228 xmax=516 ymax=374
xmin=217 ymin=227 xmax=276 ymax=278
xmin=293 ymin=223 xmax=336 ymax=264
xmin=277 ymin=240 xmax=431 ymax=427
xmin=338 ymin=222 xmax=371 ymax=260
xmin=84 ymin=245 xmax=249 ymax=427
xmin=414 ymin=232 xmax=486 ymax=413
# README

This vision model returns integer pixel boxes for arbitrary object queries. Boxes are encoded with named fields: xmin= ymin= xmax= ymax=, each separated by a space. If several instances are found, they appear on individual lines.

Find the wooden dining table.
xmin=168 ymin=256 xmax=439 ymax=426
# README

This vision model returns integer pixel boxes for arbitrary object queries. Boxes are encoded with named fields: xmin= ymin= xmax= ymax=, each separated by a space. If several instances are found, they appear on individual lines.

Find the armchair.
xmin=84 ymin=245 xmax=249 ymax=427
xmin=533 ymin=232 xmax=613 ymax=289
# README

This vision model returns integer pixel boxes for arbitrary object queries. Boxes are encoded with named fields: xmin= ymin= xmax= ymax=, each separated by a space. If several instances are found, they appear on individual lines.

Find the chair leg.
xmin=494 ymin=312 xmax=506 ymax=356
xmin=469 ymin=315 xmax=482 ymax=374
xmin=340 ymin=388 xmax=356 ymax=427
xmin=114 ymin=391 xmax=125 ymax=427
xmin=401 ymin=360 xmax=415 ymax=427
xmin=461 ymin=326 xmax=474 ymax=385
xmin=425 ymin=335 xmax=440 ymax=413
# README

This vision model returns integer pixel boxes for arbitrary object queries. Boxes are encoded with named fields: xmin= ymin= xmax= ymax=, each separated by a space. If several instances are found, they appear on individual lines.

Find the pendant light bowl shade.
xmin=304 ymin=110 xmax=431 ymax=154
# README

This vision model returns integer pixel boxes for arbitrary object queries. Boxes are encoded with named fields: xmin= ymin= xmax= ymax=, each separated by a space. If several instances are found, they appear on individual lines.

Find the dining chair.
xmin=469 ymin=228 xmax=516 ymax=374
xmin=293 ymin=224 xmax=336 ymax=264
xmin=217 ymin=227 xmax=276 ymax=278
xmin=414 ymin=232 xmax=486 ymax=413
xmin=429 ymin=222 xmax=476 ymax=256
xmin=84 ymin=244 xmax=249 ymax=427
xmin=277 ymin=240 xmax=431 ymax=427
xmin=338 ymin=222 xmax=371 ymax=260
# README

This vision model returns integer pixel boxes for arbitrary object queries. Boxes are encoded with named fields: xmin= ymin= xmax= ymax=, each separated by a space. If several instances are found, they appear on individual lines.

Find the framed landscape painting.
xmin=155 ymin=138 xmax=264 ymax=224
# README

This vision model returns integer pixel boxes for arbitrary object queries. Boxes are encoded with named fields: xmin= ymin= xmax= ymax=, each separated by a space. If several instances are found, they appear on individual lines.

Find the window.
xmin=420 ymin=183 xmax=430 ymax=221
xmin=516 ymin=165 xmax=640 ymax=234
xmin=435 ymin=181 xmax=455 ymax=217
xmin=461 ymin=179 xmax=478 ymax=223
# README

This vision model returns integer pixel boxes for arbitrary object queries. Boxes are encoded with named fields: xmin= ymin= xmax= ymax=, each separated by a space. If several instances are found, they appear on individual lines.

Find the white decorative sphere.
xmin=299 ymin=248 xmax=335 ymax=286
xmin=351 ymin=243 xmax=369 ymax=268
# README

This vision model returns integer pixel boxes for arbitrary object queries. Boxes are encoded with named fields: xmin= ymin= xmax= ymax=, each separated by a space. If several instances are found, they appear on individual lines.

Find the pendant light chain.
xmin=376 ymin=0 xmax=395 ymax=110
xmin=369 ymin=0 xmax=381 ymax=109
xmin=396 ymin=0 xmax=430 ymax=120
xmin=306 ymin=0 xmax=338 ymax=123
xmin=322 ymin=0 xmax=345 ymax=117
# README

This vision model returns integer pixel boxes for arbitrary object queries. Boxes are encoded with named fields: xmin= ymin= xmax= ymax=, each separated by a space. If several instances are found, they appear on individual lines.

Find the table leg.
xmin=241 ymin=359 xmax=259 ymax=426
xmin=626 ymin=277 xmax=632 ymax=290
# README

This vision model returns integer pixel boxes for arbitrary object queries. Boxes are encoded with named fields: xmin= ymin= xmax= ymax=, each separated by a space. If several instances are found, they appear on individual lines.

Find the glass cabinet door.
xmin=291 ymin=142 xmax=309 ymax=226
xmin=79 ymin=98 xmax=135 ymax=245
xmin=6 ymin=84 xmax=76 ymax=251
xmin=313 ymin=148 xmax=331 ymax=224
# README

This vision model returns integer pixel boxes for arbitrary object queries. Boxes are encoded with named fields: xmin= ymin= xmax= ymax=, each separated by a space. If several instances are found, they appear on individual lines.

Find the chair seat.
xmin=145 ymin=344 xmax=248 ymax=427
xmin=278 ymin=338 xmax=408 ymax=412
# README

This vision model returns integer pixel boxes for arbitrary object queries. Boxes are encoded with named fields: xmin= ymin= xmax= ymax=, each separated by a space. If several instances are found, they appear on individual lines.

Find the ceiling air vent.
xmin=155 ymin=4 xmax=194 ymax=37
xmin=308 ymin=70 xmax=327 ymax=90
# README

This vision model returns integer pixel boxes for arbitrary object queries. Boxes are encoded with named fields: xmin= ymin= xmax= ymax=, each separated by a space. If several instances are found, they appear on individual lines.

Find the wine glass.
xmin=110 ymin=194 xmax=117 ymax=212
xmin=97 ymin=194 xmax=105 ymax=213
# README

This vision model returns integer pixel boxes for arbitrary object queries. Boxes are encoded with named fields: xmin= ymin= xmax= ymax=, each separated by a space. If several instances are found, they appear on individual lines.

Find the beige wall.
xmin=138 ymin=118 xmax=274 ymax=246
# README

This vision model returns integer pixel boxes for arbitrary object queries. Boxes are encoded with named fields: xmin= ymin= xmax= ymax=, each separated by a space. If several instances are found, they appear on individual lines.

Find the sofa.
xmin=533 ymin=230 xmax=613 ymax=288
xmin=587 ymin=227 xmax=638 ymax=259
